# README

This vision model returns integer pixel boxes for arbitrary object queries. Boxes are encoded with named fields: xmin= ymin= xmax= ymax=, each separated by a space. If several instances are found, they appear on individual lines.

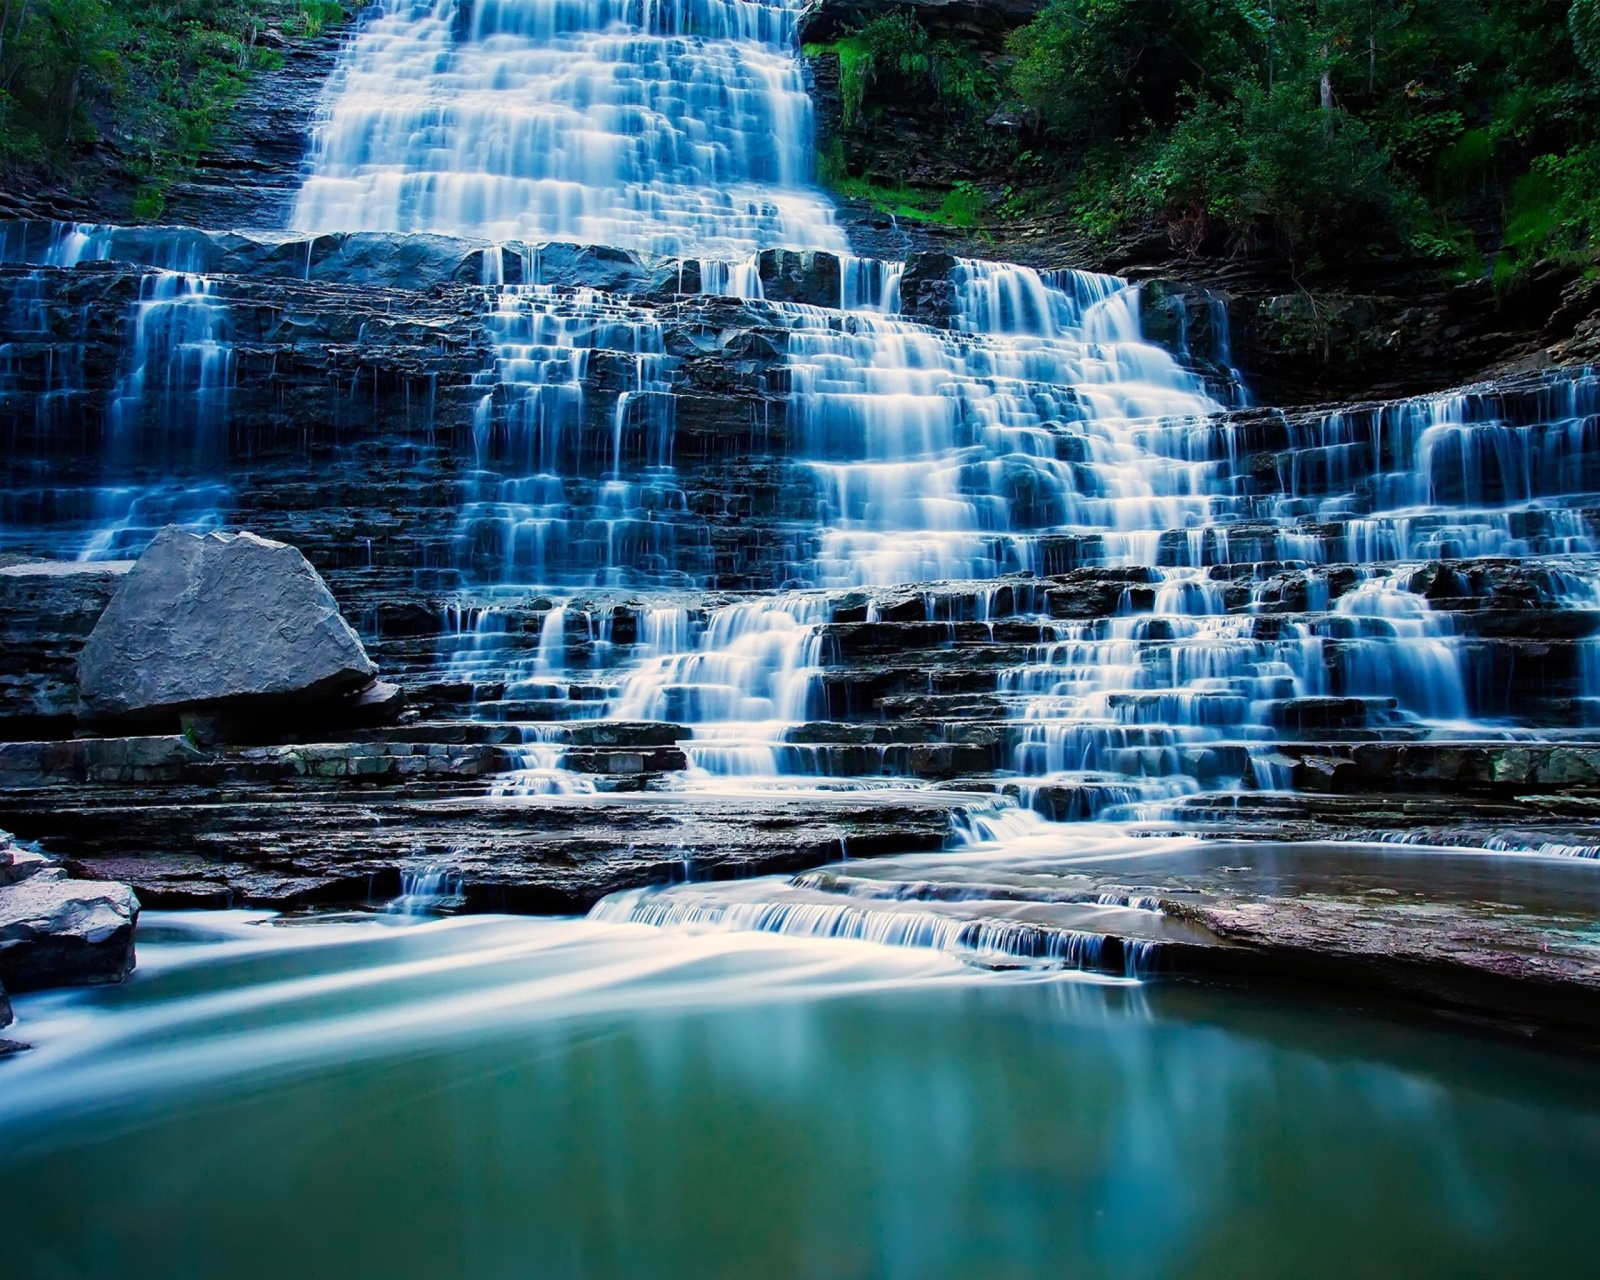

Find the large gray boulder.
xmin=77 ymin=527 xmax=376 ymax=720
xmin=0 ymin=835 xmax=138 ymax=992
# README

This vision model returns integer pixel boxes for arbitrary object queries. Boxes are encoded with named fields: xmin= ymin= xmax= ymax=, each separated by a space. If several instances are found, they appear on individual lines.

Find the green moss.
xmin=936 ymin=181 xmax=986 ymax=228
xmin=817 ymin=161 xmax=982 ymax=228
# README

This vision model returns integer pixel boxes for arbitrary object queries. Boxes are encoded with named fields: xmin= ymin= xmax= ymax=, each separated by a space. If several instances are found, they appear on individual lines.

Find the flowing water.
xmin=2 ymin=910 xmax=1599 ymax=1279
xmin=5 ymin=0 xmax=1600 ymax=1267
xmin=290 ymin=0 xmax=846 ymax=256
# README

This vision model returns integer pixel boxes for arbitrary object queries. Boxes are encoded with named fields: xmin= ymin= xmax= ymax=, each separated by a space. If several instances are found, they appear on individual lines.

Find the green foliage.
xmin=1009 ymin=0 xmax=1266 ymax=144
xmin=1503 ymin=145 xmax=1600 ymax=264
xmin=1005 ymin=0 xmax=1600 ymax=272
xmin=816 ymin=151 xmax=988 ymax=229
xmin=810 ymin=12 xmax=994 ymax=128
xmin=0 ymin=0 xmax=365 ymax=211
xmin=1574 ymin=0 xmax=1600 ymax=75
xmin=1127 ymin=83 xmax=1413 ymax=265
xmin=937 ymin=180 xmax=986 ymax=227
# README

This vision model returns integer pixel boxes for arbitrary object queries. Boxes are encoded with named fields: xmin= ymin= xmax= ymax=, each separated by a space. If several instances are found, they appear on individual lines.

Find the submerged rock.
xmin=78 ymin=527 xmax=377 ymax=723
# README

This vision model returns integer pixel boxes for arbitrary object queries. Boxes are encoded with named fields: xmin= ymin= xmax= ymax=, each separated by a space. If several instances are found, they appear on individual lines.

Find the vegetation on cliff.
xmin=817 ymin=0 xmax=1600 ymax=278
xmin=0 ymin=0 xmax=361 ymax=215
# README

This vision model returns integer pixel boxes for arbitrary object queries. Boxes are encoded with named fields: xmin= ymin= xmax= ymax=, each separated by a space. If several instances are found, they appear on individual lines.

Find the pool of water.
xmin=3 ymin=910 xmax=1599 ymax=1278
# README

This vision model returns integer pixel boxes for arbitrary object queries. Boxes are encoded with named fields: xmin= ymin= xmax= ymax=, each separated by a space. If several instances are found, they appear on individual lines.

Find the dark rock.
xmin=0 ymin=863 xmax=138 ymax=992
xmin=899 ymin=252 xmax=962 ymax=327
xmin=78 ymin=527 xmax=377 ymax=723
xmin=0 ymin=977 xmax=10 ymax=1028
xmin=757 ymin=249 xmax=842 ymax=307
xmin=0 ymin=560 xmax=133 ymax=736
xmin=9 ymin=788 xmax=987 ymax=914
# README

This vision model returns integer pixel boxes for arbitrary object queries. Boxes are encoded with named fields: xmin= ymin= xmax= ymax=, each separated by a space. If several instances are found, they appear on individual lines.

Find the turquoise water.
xmin=2 ymin=911 xmax=1598 ymax=1279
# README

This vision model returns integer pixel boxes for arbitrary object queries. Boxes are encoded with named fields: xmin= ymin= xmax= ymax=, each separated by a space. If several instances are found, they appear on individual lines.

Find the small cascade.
xmin=778 ymin=259 xmax=1229 ymax=587
xmin=589 ymin=862 xmax=1183 ymax=974
xmin=0 ymin=226 xmax=236 ymax=559
xmin=611 ymin=594 xmax=829 ymax=774
xmin=1263 ymin=367 xmax=1600 ymax=562
xmin=698 ymin=255 xmax=765 ymax=299
xmin=81 ymin=271 xmax=236 ymax=559
xmin=490 ymin=729 xmax=600 ymax=796
xmin=455 ymin=276 xmax=684 ymax=588
xmin=839 ymin=256 xmax=903 ymax=313
xmin=386 ymin=862 xmax=466 ymax=914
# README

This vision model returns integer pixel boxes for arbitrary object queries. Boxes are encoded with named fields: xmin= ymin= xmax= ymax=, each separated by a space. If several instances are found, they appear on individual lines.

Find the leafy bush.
xmin=1574 ymin=0 xmax=1600 ymax=75
xmin=1504 ymin=145 xmax=1600 ymax=265
xmin=1004 ymin=0 xmax=1600 ymax=271
xmin=810 ymin=12 xmax=993 ymax=128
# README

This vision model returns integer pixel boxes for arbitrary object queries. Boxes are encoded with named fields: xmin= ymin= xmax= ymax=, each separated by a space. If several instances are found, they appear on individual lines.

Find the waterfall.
xmin=291 ymin=0 xmax=847 ymax=258
xmin=3 ymin=0 xmax=1596 ymax=827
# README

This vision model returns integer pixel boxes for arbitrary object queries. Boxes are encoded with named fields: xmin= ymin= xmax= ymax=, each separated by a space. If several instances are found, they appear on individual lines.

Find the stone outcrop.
xmin=77 ymin=527 xmax=378 ymax=723
xmin=0 ymin=832 xmax=138 ymax=992
xmin=0 ymin=560 xmax=133 ymax=737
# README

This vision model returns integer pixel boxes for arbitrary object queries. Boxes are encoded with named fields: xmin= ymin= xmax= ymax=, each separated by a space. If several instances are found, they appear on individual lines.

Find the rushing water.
xmin=2 ymin=910 xmax=1599 ymax=1278
xmin=290 ymin=0 xmax=846 ymax=256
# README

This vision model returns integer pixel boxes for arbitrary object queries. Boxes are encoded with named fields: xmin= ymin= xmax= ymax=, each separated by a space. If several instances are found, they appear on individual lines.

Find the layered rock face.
xmin=0 ymin=832 xmax=138 ymax=993
xmin=2 ymin=223 xmax=1598 ymax=883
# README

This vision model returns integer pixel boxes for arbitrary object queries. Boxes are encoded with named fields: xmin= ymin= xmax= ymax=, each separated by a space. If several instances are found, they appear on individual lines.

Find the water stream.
xmin=2 ymin=910 xmax=1598 ymax=1278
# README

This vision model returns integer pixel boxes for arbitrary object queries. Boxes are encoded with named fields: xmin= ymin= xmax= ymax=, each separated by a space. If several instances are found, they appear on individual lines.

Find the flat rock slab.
xmin=78 ymin=526 xmax=375 ymax=719
xmin=0 ymin=868 xmax=138 ymax=992
xmin=3 ymin=786 xmax=989 ymax=913
xmin=825 ymin=838 xmax=1600 ymax=1036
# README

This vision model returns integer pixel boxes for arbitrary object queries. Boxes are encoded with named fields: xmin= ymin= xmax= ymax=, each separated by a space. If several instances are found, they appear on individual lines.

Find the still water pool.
xmin=3 ymin=911 xmax=1598 ymax=1278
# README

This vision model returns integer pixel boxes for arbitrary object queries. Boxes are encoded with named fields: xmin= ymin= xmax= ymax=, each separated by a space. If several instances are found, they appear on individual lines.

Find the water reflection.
xmin=1 ymin=912 xmax=1597 ymax=1278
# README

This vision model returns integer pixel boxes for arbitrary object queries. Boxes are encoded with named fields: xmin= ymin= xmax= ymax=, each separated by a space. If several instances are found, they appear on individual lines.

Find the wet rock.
xmin=899 ymin=252 xmax=961 ymax=327
xmin=0 ymin=560 xmax=133 ymax=735
xmin=0 ymin=980 xmax=11 ymax=1029
xmin=78 ymin=527 xmax=377 ymax=723
xmin=0 ymin=860 xmax=138 ymax=992
xmin=757 ymin=249 xmax=842 ymax=307
xmin=6 ymin=787 xmax=985 ymax=913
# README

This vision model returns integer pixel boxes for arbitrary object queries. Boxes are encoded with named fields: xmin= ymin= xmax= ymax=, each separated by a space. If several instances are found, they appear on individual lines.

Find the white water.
xmin=291 ymin=0 xmax=847 ymax=257
xmin=6 ymin=0 xmax=1598 ymax=820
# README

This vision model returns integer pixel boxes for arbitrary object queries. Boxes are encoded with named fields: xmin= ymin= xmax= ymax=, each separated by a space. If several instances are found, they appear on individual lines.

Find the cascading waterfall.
xmin=0 ymin=226 xmax=237 ymax=558
xmin=788 ymin=262 xmax=1225 ymax=587
xmin=2 ymin=0 xmax=1595 ymax=887
xmin=456 ymin=270 xmax=682 ymax=587
xmin=290 ymin=0 xmax=847 ymax=257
